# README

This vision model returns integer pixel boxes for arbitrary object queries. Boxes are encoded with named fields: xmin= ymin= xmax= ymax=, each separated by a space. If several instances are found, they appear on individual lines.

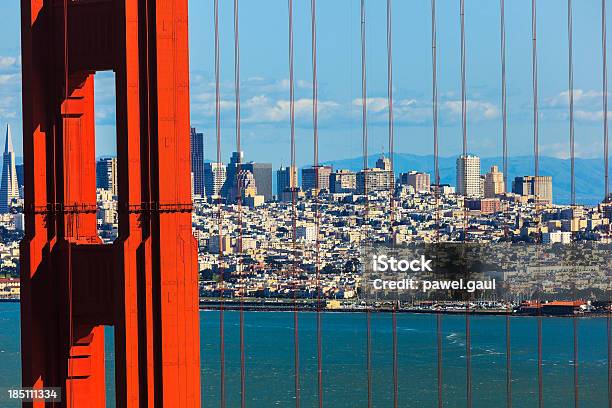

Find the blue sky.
xmin=0 ymin=0 xmax=610 ymax=168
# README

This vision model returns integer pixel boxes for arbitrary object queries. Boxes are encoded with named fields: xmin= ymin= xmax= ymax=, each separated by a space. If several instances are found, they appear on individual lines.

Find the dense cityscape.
xmin=0 ymin=124 xmax=610 ymax=314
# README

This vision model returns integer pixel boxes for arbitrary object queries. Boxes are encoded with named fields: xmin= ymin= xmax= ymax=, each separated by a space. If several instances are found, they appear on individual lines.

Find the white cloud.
xmin=0 ymin=56 xmax=19 ymax=69
xmin=443 ymin=100 xmax=499 ymax=120
xmin=242 ymin=95 xmax=339 ymax=123
xmin=352 ymin=97 xmax=389 ymax=113
xmin=546 ymin=89 xmax=603 ymax=108
xmin=0 ymin=74 xmax=20 ymax=85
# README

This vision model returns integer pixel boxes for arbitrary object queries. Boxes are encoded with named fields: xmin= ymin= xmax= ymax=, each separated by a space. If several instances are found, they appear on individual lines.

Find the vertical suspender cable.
xmin=530 ymin=1 xmax=544 ymax=407
xmin=461 ymin=0 xmax=467 ymax=158
xmin=360 ymin=0 xmax=371 ymax=405
xmin=432 ymin=0 xmax=439 ymax=193
xmin=361 ymin=0 xmax=369 ymax=173
xmin=532 ymin=0 xmax=539 ymax=180
xmin=460 ymin=2 xmax=472 ymax=406
xmin=214 ymin=0 xmax=225 ymax=406
xmin=501 ymin=0 xmax=508 ymax=193
xmin=567 ymin=3 xmax=580 ymax=408
xmin=387 ymin=0 xmax=395 ymax=219
xmin=506 ymin=307 xmax=512 ymax=408
xmin=386 ymin=1 xmax=398 ymax=407
xmin=531 ymin=3 xmax=543 ymax=406
xmin=233 ymin=0 xmax=246 ymax=406
xmin=568 ymin=0 xmax=576 ymax=207
xmin=501 ymin=3 xmax=512 ymax=406
xmin=288 ymin=1 xmax=300 ymax=406
xmin=432 ymin=1 xmax=443 ymax=407
xmin=604 ymin=0 xmax=610 ymax=201
xmin=310 ymin=1 xmax=323 ymax=407
xmin=360 ymin=2 xmax=372 ymax=407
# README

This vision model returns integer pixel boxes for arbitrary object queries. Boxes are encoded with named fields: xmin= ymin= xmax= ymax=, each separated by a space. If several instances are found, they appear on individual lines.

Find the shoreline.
xmin=198 ymin=300 xmax=609 ymax=318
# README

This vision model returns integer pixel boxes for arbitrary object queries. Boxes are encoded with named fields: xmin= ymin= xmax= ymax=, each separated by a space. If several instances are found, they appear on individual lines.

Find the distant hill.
xmin=320 ymin=154 xmax=608 ymax=206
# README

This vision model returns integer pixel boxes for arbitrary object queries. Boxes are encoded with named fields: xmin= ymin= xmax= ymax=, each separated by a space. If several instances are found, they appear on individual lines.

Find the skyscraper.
xmin=330 ymin=169 xmax=356 ymax=193
xmin=96 ymin=157 xmax=118 ymax=195
xmin=376 ymin=155 xmax=392 ymax=171
xmin=302 ymin=165 xmax=333 ymax=192
xmin=242 ymin=162 xmax=273 ymax=201
xmin=190 ymin=127 xmax=205 ymax=197
xmin=484 ymin=165 xmax=505 ymax=198
xmin=0 ymin=125 xmax=19 ymax=213
xmin=277 ymin=166 xmax=298 ymax=197
xmin=223 ymin=151 xmax=244 ymax=200
xmin=356 ymin=168 xmax=393 ymax=194
xmin=399 ymin=171 xmax=431 ymax=193
xmin=512 ymin=175 xmax=553 ymax=204
xmin=204 ymin=162 xmax=227 ymax=199
xmin=456 ymin=155 xmax=481 ymax=197
xmin=16 ymin=163 xmax=24 ymax=190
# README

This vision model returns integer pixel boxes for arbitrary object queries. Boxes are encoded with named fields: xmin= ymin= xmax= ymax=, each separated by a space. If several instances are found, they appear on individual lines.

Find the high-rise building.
xmin=302 ymin=165 xmax=333 ymax=192
xmin=190 ymin=127 xmax=205 ymax=197
xmin=277 ymin=166 xmax=298 ymax=197
xmin=0 ymin=125 xmax=18 ymax=213
xmin=242 ymin=162 xmax=272 ymax=201
xmin=456 ymin=155 xmax=481 ymax=197
xmin=484 ymin=165 xmax=505 ymax=198
xmin=399 ymin=171 xmax=430 ymax=193
xmin=330 ymin=170 xmax=356 ymax=193
xmin=96 ymin=157 xmax=118 ymax=195
xmin=376 ymin=155 xmax=392 ymax=171
xmin=237 ymin=170 xmax=258 ymax=198
xmin=512 ymin=175 xmax=553 ymax=204
xmin=204 ymin=162 xmax=227 ymax=199
xmin=223 ymin=151 xmax=244 ymax=199
xmin=229 ymin=169 xmax=259 ymax=203
xmin=356 ymin=168 xmax=393 ymax=195
xmin=15 ymin=163 xmax=24 ymax=189
xmin=355 ymin=155 xmax=394 ymax=195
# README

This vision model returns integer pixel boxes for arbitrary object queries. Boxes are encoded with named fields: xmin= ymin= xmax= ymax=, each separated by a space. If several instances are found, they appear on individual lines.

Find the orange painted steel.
xmin=20 ymin=1 xmax=200 ymax=406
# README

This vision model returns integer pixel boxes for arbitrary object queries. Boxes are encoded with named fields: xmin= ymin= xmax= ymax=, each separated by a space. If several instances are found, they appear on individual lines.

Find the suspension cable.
xmin=566 ymin=2 xmax=580 ymax=407
xmin=461 ymin=0 xmax=467 ymax=158
xmin=386 ymin=1 xmax=398 ymax=406
xmin=361 ymin=0 xmax=368 ymax=175
xmin=431 ymin=1 xmax=443 ymax=407
xmin=459 ymin=2 xmax=473 ymax=406
xmin=501 ymin=0 xmax=508 ymax=193
xmin=569 ymin=0 xmax=575 ymax=207
xmin=387 ymin=0 xmax=395 ymax=219
xmin=531 ymin=3 xmax=543 ymax=406
xmin=360 ymin=2 xmax=372 ymax=407
xmin=500 ymin=4 xmax=512 ymax=405
xmin=288 ymin=0 xmax=300 ymax=406
xmin=310 ymin=1 xmax=323 ymax=407
xmin=532 ymin=0 xmax=539 ymax=180
xmin=232 ymin=0 xmax=246 ymax=406
xmin=604 ymin=0 xmax=610 ymax=200
xmin=213 ymin=1 xmax=226 ymax=406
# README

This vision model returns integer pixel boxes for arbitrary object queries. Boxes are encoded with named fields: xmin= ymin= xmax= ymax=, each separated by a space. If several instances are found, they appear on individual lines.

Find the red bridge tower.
xmin=19 ymin=0 xmax=200 ymax=406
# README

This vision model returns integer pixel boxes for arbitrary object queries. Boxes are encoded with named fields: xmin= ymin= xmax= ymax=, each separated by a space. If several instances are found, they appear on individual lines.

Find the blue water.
xmin=0 ymin=303 xmax=609 ymax=407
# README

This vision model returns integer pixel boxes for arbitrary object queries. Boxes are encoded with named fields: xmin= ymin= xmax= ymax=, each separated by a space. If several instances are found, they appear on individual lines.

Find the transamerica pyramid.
xmin=0 ymin=124 xmax=19 ymax=213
